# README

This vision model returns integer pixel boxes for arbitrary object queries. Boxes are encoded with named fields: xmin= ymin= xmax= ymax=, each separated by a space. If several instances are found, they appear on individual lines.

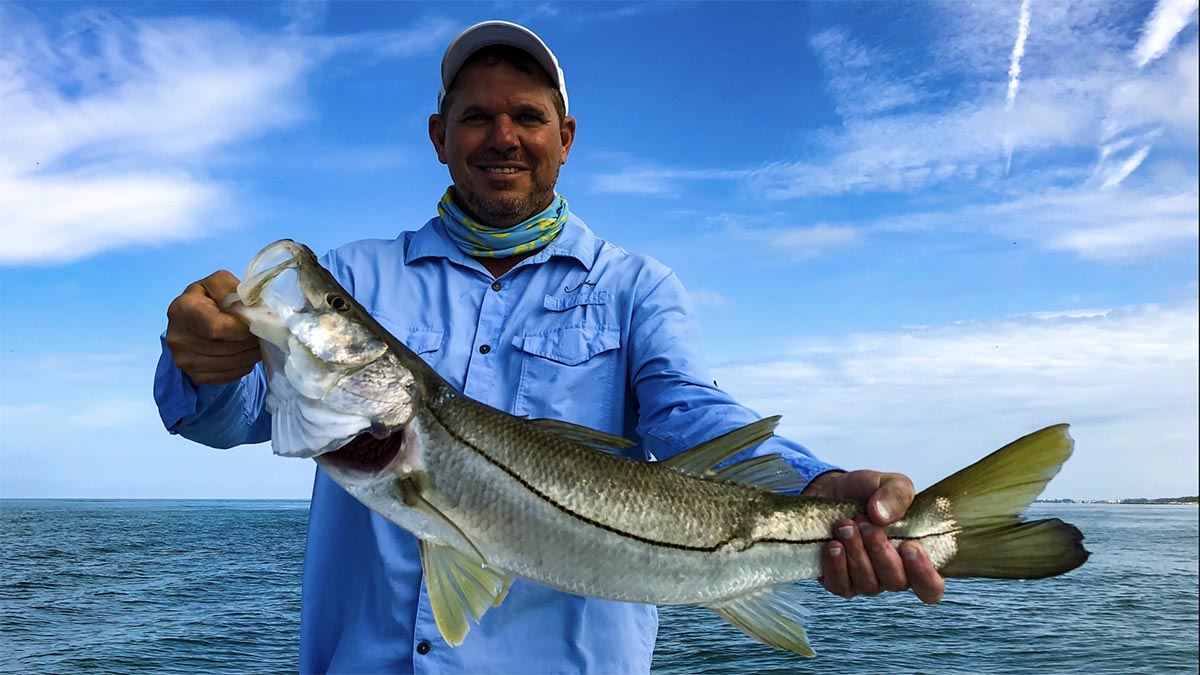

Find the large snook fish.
xmin=222 ymin=239 xmax=1089 ymax=657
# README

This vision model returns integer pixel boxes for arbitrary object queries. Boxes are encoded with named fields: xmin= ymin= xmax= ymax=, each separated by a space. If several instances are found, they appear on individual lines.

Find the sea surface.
xmin=1 ymin=501 xmax=1196 ymax=674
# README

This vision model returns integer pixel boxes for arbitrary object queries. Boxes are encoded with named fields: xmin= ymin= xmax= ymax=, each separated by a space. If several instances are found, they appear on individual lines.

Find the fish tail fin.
xmin=911 ymin=424 xmax=1089 ymax=579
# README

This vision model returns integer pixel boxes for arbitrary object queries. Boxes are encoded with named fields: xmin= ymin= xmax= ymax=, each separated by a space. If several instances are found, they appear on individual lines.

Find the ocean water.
xmin=1 ymin=502 xmax=1195 ymax=675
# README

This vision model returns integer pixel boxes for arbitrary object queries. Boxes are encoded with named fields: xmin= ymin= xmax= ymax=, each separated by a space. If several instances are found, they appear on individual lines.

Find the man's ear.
xmin=559 ymin=116 xmax=577 ymax=165
xmin=429 ymin=114 xmax=448 ymax=165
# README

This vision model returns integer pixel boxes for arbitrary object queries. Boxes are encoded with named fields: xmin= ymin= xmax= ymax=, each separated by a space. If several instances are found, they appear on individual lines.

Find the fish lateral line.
xmin=425 ymin=403 xmax=835 ymax=554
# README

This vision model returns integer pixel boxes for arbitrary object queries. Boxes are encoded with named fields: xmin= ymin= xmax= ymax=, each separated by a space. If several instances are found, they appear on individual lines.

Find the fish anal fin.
xmin=709 ymin=583 xmax=815 ymax=657
xmin=713 ymin=454 xmax=805 ymax=493
xmin=418 ymin=540 xmax=513 ymax=647
xmin=663 ymin=416 xmax=781 ymax=476
xmin=529 ymin=418 xmax=635 ymax=452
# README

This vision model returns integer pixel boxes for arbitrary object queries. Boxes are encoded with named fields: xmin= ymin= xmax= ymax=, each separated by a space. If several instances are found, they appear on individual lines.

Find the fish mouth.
xmin=316 ymin=428 xmax=406 ymax=478
xmin=235 ymin=239 xmax=306 ymax=306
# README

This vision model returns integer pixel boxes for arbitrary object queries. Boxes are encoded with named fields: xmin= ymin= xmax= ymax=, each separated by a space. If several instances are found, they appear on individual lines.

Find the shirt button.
xmin=491 ymin=281 xmax=502 ymax=291
xmin=478 ymin=344 xmax=491 ymax=354
xmin=416 ymin=640 xmax=431 ymax=655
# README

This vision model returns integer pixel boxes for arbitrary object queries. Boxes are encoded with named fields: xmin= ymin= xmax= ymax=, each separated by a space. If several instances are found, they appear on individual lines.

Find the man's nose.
xmin=488 ymin=115 xmax=519 ymax=152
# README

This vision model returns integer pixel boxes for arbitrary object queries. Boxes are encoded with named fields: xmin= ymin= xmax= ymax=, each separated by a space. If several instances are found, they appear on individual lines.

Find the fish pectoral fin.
xmin=528 ymin=418 xmax=635 ymax=452
xmin=399 ymin=478 xmax=487 ymax=563
xmin=712 ymin=454 xmax=806 ymax=493
xmin=709 ymin=584 xmax=816 ymax=657
xmin=419 ymin=540 xmax=514 ymax=647
xmin=662 ymin=416 xmax=782 ymax=477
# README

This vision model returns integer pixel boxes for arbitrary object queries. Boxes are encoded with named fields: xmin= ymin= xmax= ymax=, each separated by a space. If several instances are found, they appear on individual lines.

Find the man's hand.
xmin=802 ymin=470 xmax=945 ymax=604
xmin=165 ymin=271 xmax=261 ymax=385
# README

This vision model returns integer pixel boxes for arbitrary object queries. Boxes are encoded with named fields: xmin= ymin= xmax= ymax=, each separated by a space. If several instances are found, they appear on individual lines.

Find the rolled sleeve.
xmin=153 ymin=333 xmax=271 ymax=448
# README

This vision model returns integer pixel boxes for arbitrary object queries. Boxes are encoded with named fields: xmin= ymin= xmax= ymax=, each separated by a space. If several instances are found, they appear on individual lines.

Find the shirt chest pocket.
xmin=510 ymin=292 xmax=622 ymax=428
xmin=375 ymin=315 xmax=446 ymax=370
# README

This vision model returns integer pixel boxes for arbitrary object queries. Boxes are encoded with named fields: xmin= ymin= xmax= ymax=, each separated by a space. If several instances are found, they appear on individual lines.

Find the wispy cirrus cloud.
xmin=1132 ymin=0 xmax=1199 ymax=67
xmin=873 ymin=183 xmax=1198 ymax=262
xmin=588 ymin=164 xmax=748 ymax=197
xmin=0 ymin=9 xmax=454 ymax=266
xmin=808 ymin=29 xmax=925 ymax=118
xmin=588 ymin=3 xmax=1197 ymax=266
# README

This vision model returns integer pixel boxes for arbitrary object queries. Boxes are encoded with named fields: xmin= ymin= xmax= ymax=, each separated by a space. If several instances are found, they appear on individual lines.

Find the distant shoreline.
xmin=1035 ymin=498 xmax=1199 ymax=505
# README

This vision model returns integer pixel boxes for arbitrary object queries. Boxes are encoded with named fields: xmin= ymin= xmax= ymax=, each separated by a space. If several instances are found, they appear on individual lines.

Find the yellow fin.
xmin=662 ymin=416 xmax=781 ymax=477
xmin=923 ymin=424 xmax=1075 ymax=528
xmin=418 ymin=540 xmax=513 ymax=647
xmin=918 ymin=424 xmax=1089 ymax=579
xmin=709 ymin=583 xmax=815 ymax=657
xmin=713 ymin=454 xmax=805 ymax=493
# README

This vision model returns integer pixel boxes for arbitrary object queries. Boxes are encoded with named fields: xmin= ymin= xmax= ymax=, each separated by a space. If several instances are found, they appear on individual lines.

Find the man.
xmin=155 ymin=20 xmax=944 ymax=674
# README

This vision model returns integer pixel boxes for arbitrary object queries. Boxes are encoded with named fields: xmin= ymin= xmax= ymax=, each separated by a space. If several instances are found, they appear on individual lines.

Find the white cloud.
xmin=1099 ymin=144 xmax=1153 ymax=189
xmin=0 ymin=13 xmax=311 ymax=265
xmin=0 ymin=170 xmax=225 ymax=264
xmin=67 ymin=398 xmax=154 ymax=429
xmin=714 ymin=303 xmax=1199 ymax=500
xmin=766 ymin=225 xmax=862 ymax=261
xmin=588 ymin=164 xmax=747 ymax=197
xmin=688 ymin=289 xmax=732 ymax=308
xmin=0 ymin=10 xmax=452 ymax=266
xmin=1132 ymin=0 xmax=1199 ymax=67
xmin=809 ymin=29 xmax=925 ymax=118
xmin=874 ymin=184 xmax=1198 ymax=262
xmin=601 ymin=5 xmax=1195 ymax=208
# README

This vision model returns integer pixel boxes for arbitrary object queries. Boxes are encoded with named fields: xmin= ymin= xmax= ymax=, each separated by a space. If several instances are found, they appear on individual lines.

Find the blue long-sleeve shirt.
xmin=154 ymin=214 xmax=839 ymax=674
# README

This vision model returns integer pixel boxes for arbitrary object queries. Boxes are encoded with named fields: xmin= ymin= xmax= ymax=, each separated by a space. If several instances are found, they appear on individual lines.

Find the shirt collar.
xmin=405 ymin=212 xmax=599 ymax=271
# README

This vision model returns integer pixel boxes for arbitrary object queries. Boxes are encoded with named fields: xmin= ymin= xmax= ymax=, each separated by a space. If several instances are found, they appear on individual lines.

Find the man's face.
xmin=429 ymin=59 xmax=576 ymax=228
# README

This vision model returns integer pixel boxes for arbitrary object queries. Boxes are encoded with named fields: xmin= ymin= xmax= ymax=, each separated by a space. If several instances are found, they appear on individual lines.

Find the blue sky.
xmin=1 ymin=1 xmax=1196 ymax=501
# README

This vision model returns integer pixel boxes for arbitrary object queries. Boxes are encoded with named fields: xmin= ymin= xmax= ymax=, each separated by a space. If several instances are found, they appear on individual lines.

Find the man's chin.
xmin=464 ymin=197 xmax=532 ymax=228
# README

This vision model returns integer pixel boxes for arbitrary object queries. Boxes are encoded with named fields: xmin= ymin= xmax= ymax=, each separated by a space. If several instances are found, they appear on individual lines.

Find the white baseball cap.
xmin=437 ymin=20 xmax=569 ymax=115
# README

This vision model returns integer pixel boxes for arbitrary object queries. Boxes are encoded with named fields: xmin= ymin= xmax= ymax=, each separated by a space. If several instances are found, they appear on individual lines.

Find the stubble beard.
xmin=456 ymin=168 xmax=560 ymax=229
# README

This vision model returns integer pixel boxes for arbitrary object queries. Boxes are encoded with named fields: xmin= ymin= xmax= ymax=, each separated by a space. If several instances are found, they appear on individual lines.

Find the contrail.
xmin=1006 ymin=0 xmax=1033 ymax=111
xmin=1004 ymin=0 xmax=1033 ymax=175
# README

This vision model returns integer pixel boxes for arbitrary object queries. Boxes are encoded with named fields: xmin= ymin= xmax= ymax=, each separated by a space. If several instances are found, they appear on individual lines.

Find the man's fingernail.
xmin=829 ymin=545 xmax=843 ymax=558
xmin=837 ymin=525 xmax=855 ymax=540
xmin=859 ymin=522 xmax=874 ymax=536
xmin=875 ymin=502 xmax=891 ymax=521
xmin=902 ymin=546 xmax=919 ymax=561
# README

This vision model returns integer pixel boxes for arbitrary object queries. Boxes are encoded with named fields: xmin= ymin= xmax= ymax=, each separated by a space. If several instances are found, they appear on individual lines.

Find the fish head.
xmin=222 ymin=239 xmax=418 ymax=458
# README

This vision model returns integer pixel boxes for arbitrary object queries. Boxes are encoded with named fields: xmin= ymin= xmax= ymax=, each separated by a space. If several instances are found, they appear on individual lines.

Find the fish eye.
xmin=326 ymin=294 xmax=349 ymax=312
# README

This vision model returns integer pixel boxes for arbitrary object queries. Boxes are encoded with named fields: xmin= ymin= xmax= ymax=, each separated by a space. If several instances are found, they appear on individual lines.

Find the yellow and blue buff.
xmin=438 ymin=187 xmax=568 ymax=258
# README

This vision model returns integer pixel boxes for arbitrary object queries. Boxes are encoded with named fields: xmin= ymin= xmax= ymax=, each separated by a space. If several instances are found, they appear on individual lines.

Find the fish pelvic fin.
xmin=915 ymin=424 xmax=1089 ymax=579
xmin=708 ymin=583 xmax=815 ymax=657
xmin=418 ymin=540 xmax=513 ymax=647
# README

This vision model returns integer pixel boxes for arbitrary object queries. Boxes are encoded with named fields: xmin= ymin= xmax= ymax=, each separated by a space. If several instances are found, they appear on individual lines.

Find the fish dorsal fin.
xmin=418 ymin=539 xmax=513 ymax=647
xmin=529 ymin=418 xmax=636 ymax=453
xmin=709 ymin=583 xmax=815 ymax=657
xmin=712 ymin=454 xmax=806 ymax=493
xmin=662 ymin=416 xmax=781 ymax=477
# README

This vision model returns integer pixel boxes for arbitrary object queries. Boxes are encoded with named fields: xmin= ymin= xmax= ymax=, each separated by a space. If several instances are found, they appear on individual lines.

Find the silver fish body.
xmin=224 ymin=239 xmax=1088 ymax=656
